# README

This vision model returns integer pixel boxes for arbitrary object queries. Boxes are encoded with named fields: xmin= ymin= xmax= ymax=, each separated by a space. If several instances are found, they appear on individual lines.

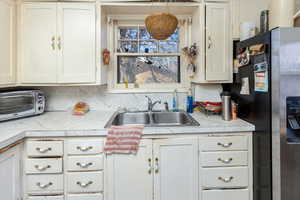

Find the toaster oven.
xmin=0 ymin=90 xmax=45 ymax=122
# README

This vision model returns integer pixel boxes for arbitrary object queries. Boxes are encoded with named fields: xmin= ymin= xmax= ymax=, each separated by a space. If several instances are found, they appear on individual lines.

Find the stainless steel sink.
xmin=105 ymin=110 xmax=200 ymax=128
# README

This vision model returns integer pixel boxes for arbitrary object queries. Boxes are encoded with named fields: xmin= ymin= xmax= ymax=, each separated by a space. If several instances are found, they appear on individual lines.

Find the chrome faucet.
xmin=145 ymin=96 xmax=161 ymax=112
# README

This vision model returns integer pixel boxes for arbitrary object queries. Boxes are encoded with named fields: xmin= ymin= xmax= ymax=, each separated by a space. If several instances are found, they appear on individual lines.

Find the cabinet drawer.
xmin=27 ymin=196 xmax=64 ymax=200
xmin=67 ymin=194 xmax=103 ymax=200
xmin=26 ymin=158 xmax=63 ymax=174
xmin=200 ymin=136 xmax=248 ymax=151
xmin=201 ymin=151 xmax=248 ymax=167
xmin=202 ymin=167 xmax=248 ymax=188
xmin=27 ymin=174 xmax=64 ymax=195
xmin=67 ymin=172 xmax=103 ymax=193
xmin=67 ymin=155 xmax=104 ymax=172
xmin=27 ymin=141 xmax=63 ymax=157
xmin=67 ymin=139 xmax=104 ymax=155
xmin=202 ymin=189 xmax=249 ymax=200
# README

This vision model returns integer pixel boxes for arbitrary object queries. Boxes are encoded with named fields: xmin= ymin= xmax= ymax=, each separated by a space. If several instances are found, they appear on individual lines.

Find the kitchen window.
xmin=107 ymin=17 xmax=191 ymax=92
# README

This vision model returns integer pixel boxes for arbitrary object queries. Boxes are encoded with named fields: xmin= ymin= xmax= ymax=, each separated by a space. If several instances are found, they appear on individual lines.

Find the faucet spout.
xmin=145 ymin=96 xmax=161 ymax=112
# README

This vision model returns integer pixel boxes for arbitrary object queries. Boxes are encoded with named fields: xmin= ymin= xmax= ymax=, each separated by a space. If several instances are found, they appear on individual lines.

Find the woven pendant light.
xmin=145 ymin=2 xmax=178 ymax=40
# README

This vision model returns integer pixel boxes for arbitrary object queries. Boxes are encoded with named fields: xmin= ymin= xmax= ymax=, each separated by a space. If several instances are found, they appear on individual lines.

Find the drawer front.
xmin=26 ymin=158 xmax=63 ymax=174
xmin=67 ymin=139 xmax=104 ymax=155
xmin=201 ymin=151 xmax=248 ymax=167
xmin=200 ymin=136 xmax=248 ymax=151
xmin=202 ymin=167 xmax=248 ymax=188
xmin=27 ymin=141 xmax=63 ymax=157
xmin=67 ymin=194 xmax=103 ymax=200
xmin=67 ymin=172 xmax=103 ymax=193
xmin=202 ymin=189 xmax=249 ymax=200
xmin=27 ymin=196 xmax=64 ymax=200
xmin=67 ymin=155 xmax=104 ymax=172
xmin=27 ymin=174 xmax=64 ymax=194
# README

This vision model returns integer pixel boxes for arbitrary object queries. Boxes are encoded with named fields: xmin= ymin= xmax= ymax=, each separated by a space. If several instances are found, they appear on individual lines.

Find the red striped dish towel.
xmin=104 ymin=125 xmax=144 ymax=154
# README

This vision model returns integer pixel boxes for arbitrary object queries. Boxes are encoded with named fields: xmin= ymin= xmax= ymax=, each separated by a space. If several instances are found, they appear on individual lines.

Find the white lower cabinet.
xmin=202 ymin=189 xmax=249 ymax=200
xmin=22 ymin=134 xmax=252 ymax=200
xmin=0 ymin=145 xmax=21 ymax=200
xmin=106 ymin=139 xmax=153 ymax=200
xmin=67 ymin=172 xmax=103 ymax=193
xmin=153 ymin=138 xmax=198 ymax=200
xmin=67 ymin=194 xmax=103 ymax=200
xmin=27 ymin=174 xmax=64 ymax=195
xmin=106 ymin=138 xmax=198 ymax=200
xmin=27 ymin=196 xmax=64 ymax=200
xmin=202 ymin=167 xmax=249 ymax=188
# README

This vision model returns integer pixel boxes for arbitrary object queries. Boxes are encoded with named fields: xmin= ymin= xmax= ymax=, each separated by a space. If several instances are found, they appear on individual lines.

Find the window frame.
xmin=107 ymin=15 xmax=191 ymax=93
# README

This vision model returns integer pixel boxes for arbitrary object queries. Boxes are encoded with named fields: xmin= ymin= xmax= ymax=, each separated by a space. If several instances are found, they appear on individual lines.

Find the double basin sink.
xmin=105 ymin=110 xmax=200 ymax=128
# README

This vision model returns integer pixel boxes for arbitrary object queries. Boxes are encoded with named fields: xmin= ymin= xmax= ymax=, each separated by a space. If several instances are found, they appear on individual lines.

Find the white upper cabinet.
xmin=106 ymin=139 xmax=153 ymax=200
xmin=0 ymin=145 xmax=21 ymax=200
xmin=58 ymin=3 xmax=96 ymax=83
xmin=153 ymin=138 xmax=198 ymax=200
xmin=22 ymin=3 xmax=58 ymax=83
xmin=205 ymin=3 xmax=231 ymax=82
xmin=0 ymin=0 xmax=16 ymax=86
xmin=21 ymin=2 xmax=97 ymax=84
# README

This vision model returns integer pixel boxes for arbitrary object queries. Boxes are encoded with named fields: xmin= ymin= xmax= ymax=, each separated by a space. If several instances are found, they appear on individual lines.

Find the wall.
xmin=269 ymin=0 xmax=294 ymax=29
xmin=39 ymin=84 xmax=222 ymax=112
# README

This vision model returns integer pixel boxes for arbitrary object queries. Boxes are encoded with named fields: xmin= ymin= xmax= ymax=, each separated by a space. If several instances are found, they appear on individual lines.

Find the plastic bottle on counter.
xmin=186 ymin=88 xmax=194 ymax=113
xmin=172 ymin=89 xmax=179 ymax=112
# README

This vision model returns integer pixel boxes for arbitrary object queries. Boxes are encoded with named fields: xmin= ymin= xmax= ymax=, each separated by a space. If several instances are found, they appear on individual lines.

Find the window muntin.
xmin=117 ymin=26 xmax=179 ymax=54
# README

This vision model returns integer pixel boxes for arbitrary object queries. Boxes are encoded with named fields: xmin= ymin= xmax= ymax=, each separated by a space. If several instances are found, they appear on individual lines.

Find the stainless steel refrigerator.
xmin=229 ymin=28 xmax=300 ymax=200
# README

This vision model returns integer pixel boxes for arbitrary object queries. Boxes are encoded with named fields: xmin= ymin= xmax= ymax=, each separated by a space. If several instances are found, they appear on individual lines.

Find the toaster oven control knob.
xmin=38 ymin=106 xmax=43 ymax=111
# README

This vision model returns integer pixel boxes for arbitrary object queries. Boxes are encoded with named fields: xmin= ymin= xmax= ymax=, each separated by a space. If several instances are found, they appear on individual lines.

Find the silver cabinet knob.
xmin=77 ymin=181 xmax=93 ymax=188
xmin=217 ymin=142 xmax=233 ymax=148
xmin=76 ymin=162 xmax=93 ymax=168
xmin=77 ymin=146 xmax=93 ymax=152
xmin=36 ymin=182 xmax=53 ymax=189
xmin=148 ymin=158 xmax=152 ymax=174
xmin=35 ymin=164 xmax=51 ymax=171
xmin=36 ymin=147 xmax=52 ymax=153
xmin=218 ymin=176 xmax=234 ymax=183
xmin=217 ymin=158 xmax=233 ymax=164
xmin=154 ymin=158 xmax=159 ymax=173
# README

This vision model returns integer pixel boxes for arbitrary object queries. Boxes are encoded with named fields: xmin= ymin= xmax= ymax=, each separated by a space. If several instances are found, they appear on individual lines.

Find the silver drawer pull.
xmin=218 ymin=176 xmax=234 ymax=183
xmin=36 ymin=182 xmax=53 ymax=189
xmin=217 ymin=158 xmax=233 ymax=164
xmin=77 ymin=146 xmax=93 ymax=152
xmin=35 ymin=165 xmax=51 ymax=171
xmin=76 ymin=162 xmax=93 ymax=168
xmin=217 ymin=142 xmax=233 ymax=148
xmin=77 ymin=181 xmax=93 ymax=188
xmin=36 ymin=147 xmax=52 ymax=153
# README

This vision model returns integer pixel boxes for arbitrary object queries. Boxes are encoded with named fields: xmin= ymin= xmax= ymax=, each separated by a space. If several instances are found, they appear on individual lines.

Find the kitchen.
xmin=0 ymin=0 xmax=298 ymax=200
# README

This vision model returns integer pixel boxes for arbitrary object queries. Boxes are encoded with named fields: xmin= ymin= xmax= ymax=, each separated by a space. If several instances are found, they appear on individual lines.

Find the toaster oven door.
xmin=0 ymin=92 xmax=36 ymax=121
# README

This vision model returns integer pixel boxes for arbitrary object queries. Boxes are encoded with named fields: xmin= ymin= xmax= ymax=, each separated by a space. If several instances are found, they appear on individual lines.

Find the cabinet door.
xmin=22 ymin=3 xmax=58 ymax=83
xmin=205 ymin=3 xmax=231 ymax=81
xmin=0 ymin=0 xmax=15 ymax=85
xmin=106 ymin=139 xmax=153 ymax=200
xmin=153 ymin=138 xmax=198 ymax=200
xmin=57 ymin=3 xmax=96 ymax=83
xmin=0 ymin=145 xmax=21 ymax=200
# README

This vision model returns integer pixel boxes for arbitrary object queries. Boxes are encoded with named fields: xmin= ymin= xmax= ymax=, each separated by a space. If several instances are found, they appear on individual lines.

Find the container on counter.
xmin=221 ymin=92 xmax=231 ymax=121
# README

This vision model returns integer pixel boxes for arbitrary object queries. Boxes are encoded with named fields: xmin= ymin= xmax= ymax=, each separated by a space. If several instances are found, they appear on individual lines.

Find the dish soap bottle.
xmin=172 ymin=89 xmax=179 ymax=112
xmin=186 ymin=88 xmax=194 ymax=113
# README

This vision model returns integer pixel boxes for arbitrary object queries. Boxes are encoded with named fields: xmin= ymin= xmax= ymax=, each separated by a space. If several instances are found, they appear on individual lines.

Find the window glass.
xmin=117 ymin=56 xmax=180 ymax=84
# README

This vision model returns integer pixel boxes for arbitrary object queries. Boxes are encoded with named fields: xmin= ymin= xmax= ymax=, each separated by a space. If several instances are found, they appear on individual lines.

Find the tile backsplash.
xmin=39 ymin=84 xmax=222 ymax=111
